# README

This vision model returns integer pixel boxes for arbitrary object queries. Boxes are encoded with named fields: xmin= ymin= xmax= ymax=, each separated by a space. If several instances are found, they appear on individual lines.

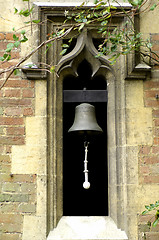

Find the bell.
xmin=68 ymin=103 xmax=103 ymax=134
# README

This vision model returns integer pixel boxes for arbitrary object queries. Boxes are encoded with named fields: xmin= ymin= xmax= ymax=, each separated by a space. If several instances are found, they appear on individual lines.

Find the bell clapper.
xmin=83 ymin=141 xmax=90 ymax=189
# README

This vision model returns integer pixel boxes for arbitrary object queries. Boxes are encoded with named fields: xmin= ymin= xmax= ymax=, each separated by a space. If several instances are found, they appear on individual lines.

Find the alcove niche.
xmin=46 ymin=28 xmax=128 ymax=240
xmin=63 ymin=59 xmax=108 ymax=217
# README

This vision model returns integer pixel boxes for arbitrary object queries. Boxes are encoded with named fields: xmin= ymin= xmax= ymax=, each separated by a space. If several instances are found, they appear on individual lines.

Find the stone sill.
xmin=47 ymin=216 xmax=128 ymax=240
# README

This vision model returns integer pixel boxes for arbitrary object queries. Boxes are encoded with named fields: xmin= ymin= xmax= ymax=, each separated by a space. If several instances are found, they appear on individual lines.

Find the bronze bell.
xmin=68 ymin=103 xmax=103 ymax=134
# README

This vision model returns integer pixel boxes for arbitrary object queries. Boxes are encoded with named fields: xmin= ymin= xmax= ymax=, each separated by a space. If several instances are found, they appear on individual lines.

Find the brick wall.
xmin=138 ymin=35 xmax=159 ymax=238
xmin=0 ymin=33 xmax=36 ymax=240
xmin=139 ymin=79 xmax=159 ymax=184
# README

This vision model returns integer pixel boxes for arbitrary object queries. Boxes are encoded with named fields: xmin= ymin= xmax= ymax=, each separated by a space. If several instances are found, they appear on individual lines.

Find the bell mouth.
xmin=68 ymin=129 xmax=103 ymax=135
xmin=68 ymin=103 xmax=103 ymax=135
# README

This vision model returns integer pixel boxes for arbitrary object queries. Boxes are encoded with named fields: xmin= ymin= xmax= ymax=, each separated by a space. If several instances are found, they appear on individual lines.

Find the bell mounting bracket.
xmin=63 ymin=89 xmax=107 ymax=103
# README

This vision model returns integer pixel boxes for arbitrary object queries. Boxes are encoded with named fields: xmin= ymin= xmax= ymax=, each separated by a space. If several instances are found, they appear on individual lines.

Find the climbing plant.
xmin=0 ymin=0 xmax=159 ymax=88
xmin=142 ymin=201 xmax=159 ymax=228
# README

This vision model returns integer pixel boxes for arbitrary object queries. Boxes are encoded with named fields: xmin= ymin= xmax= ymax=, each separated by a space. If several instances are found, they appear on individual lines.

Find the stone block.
xmin=126 ymin=108 xmax=153 ymax=145
xmin=18 ymin=203 xmax=36 ymax=213
xmin=2 ymin=182 xmax=20 ymax=193
xmin=22 ymin=215 xmax=47 ymax=240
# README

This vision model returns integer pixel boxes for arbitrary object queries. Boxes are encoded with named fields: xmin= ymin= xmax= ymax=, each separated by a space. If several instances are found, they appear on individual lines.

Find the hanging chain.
xmin=83 ymin=141 xmax=90 ymax=189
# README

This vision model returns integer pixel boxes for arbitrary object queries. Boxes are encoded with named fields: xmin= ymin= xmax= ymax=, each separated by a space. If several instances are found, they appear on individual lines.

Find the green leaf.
xmin=101 ymin=20 xmax=108 ymax=26
xmin=150 ymin=4 xmax=157 ymax=11
xmin=2 ymin=54 xmax=11 ymax=61
xmin=32 ymin=19 xmax=40 ymax=24
xmin=152 ymin=218 xmax=159 ymax=227
xmin=94 ymin=12 xmax=99 ymax=18
xmin=13 ymin=34 xmax=19 ymax=41
xmin=142 ymin=210 xmax=149 ymax=215
xmin=79 ymin=23 xmax=85 ymax=31
xmin=14 ymin=69 xmax=20 ymax=76
xmin=60 ymin=49 xmax=67 ymax=55
xmin=19 ymin=7 xmax=33 ymax=17
xmin=6 ymin=43 xmax=14 ymax=52
xmin=0 ymin=57 xmax=4 ymax=61
xmin=6 ymin=54 xmax=11 ymax=61
xmin=145 ymin=205 xmax=151 ymax=210
xmin=50 ymin=66 xmax=55 ymax=73
xmin=14 ymin=41 xmax=20 ymax=48
xmin=14 ymin=8 xmax=18 ymax=14
xmin=20 ymin=36 xmax=28 ymax=43
xmin=62 ymin=44 xmax=69 ymax=48
xmin=147 ymin=221 xmax=151 ymax=227
xmin=136 ymin=33 xmax=141 ymax=38
xmin=111 ymin=44 xmax=117 ymax=52
xmin=21 ymin=30 xmax=26 ymax=35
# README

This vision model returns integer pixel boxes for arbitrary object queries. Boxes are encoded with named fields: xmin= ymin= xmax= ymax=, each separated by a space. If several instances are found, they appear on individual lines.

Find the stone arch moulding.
xmin=46 ymin=24 xmax=128 ymax=239
xmin=21 ymin=3 xmax=152 ymax=240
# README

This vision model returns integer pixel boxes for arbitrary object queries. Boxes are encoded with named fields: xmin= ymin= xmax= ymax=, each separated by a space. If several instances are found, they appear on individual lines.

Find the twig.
xmin=0 ymin=26 xmax=74 ymax=89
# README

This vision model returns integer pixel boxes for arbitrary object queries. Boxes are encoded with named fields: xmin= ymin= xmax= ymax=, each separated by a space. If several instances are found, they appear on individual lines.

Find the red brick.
xmin=154 ymin=119 xmax=159 ymax=126
xmin=154 ymin=128 xmax=159 ymax=137
xmin=23 ymin=107 xmax=34 ymax=116
xmin=0 ymin=117 xmax=23 ymax=125
xmin=4 ymin=79 xmax=29 ymax=88
xmin=139 ymin=214 xmax=154 ymax=223
xmin=140 ymin=165 xmax=150 ymax=174
xmin=6 ymin=33 xmax=20 ymax=41
xmin=152 ymin=44 xmax=159 ymax=51
xmin=0 ymin=60 xmax=17 ymax=69
xmin=151 ymin=34 xmax=159 ymax=41
xmin=143 ymin=156 xmax=159 ymax=164
xmin=144 ymin=81 xmax=159 ymax=90
xmin=145 ymin=90 xmax=159 ymax=98
xmin=0 ymin=89 xmax=3 ymax=97
xmin=154 ymin=137 xmax=159 ymax=145
xmin=152 ymin=146 xmax=159 ymax=154
xmin=4 ymin=89 xmax=21 ymax=98
xmin=5 ymin=107 xmax=23 ymax=116
xmin=0 ymin=33 xmax=5 ymax=40
xmin=11 ymin=52 xmax=20 ymax=59
xmin=0 ymin=214 xmax=23 ymax=224
xmin=144 ymin=99 xmax=159 ymax=108
xmin=0 ymin=98 xmax=32 ymax=107
xmin=0 ymin=136 xmax=25 ymax=145
xmin=144 ymin=175 xmax=159 ymax=183
xmin=153 ymin=109 xmax=159 ymax=118
xmin=151 ymin=53 xmax=159 ymax=63
xmin=6 ymin=127 xmax=25 ymax=136
xmin=145 ymin=232 xmax=159 ymax=240
xmin=0 ymin=174 xmax=36 ymax=183
xmin=0 ymin=61 xmax=15 ymax=69
xmin=0 ymin=42 xmax=8 ymax=50
xmin=30 ymin=80 xmax=35 ymax=88
xmin=0 ymin=73 xmax=5 ymax=80
xmin=139 ymin=146 xmax=151 ymax=155
xmin=22 ymin=89 xmax=34 ymax=98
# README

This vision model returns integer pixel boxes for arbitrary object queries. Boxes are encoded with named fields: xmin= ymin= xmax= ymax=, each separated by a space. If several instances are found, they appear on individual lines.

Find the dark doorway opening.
xmin=63 ymin=59 xmax=108 ymax=216
xmin=63 ymin=102 xmax=108 ymax=216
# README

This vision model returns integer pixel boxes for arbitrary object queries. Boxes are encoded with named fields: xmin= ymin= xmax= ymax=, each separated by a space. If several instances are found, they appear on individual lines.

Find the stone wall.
xmin=0 ymin=30 xmax=47 ymax=240
xmin=0 ymin=1 xmax=159 ymax=240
